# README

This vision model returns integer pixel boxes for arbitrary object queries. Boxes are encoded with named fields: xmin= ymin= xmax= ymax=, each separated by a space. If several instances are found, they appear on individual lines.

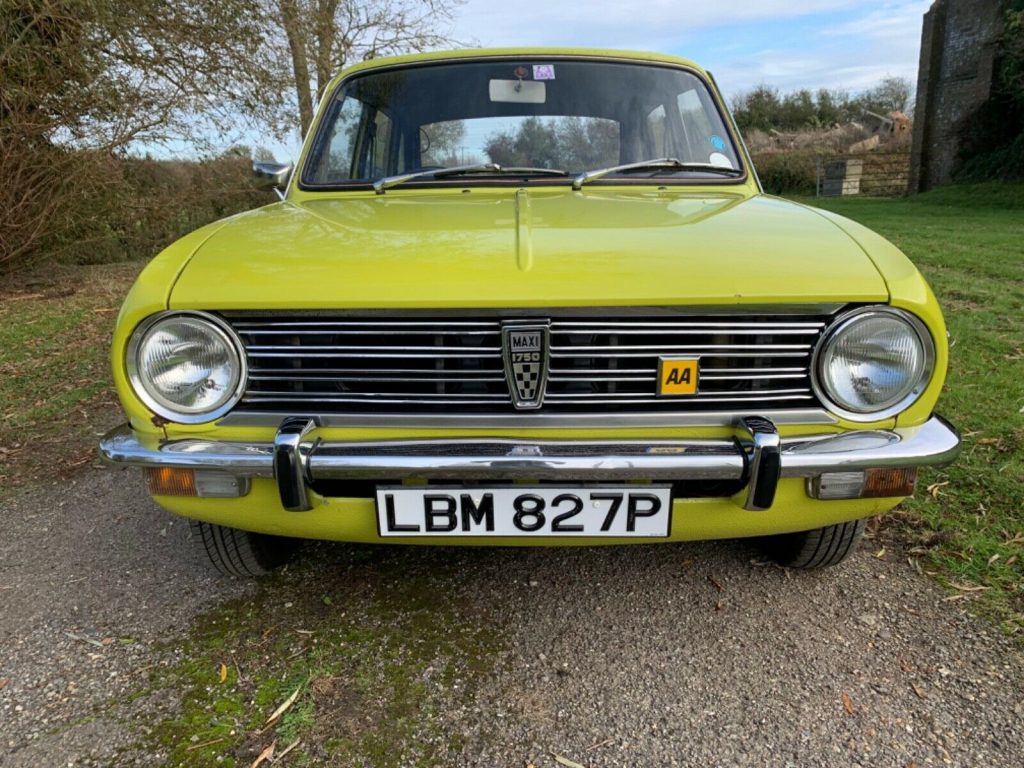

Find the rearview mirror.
xmin=253 ymin=161 xmax=293 ymax=195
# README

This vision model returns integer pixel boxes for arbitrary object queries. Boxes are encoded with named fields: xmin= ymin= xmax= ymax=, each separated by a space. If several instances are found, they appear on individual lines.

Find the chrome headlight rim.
xmin=811 ymin=306 xmax=935 ymax=423
xmin=126 ymin=310 xmax=247 ymax=424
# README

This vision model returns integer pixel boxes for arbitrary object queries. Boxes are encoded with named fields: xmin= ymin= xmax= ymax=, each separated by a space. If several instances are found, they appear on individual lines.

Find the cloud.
xmin=456 ymin=0 xmax=869 ymax=49
xmin=824 ymin=1 xmax=932 ymax=42
xmin=454 ymin=0 xmax=931 ymax=96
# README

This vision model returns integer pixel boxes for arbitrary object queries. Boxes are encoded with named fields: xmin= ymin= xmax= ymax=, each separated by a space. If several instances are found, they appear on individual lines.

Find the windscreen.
xmin=302 ymin=58 xmax=742 ymax=186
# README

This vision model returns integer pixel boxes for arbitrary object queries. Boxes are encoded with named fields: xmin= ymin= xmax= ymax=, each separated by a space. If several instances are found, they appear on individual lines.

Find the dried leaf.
xmin=927 ymin=481 xmax=949 ymax=499
xmin=265 ymin=685 xmax=302 ymax=726
xmin=707 ymin=576 xmax=724 ymax=592
xmin=552 ymin=755 xmax=586 ymax=768
xmin=277 ymin=739 xmax=301 ymax=761
xmin=250 ymin=740 xmax=276 ymax=768
xmin=911 ymin=683 xmax=927 ymax=700
xmin=0 ymin=677 xmax=9 ymax=691
xmin=874 ymin=547 xmax=886 ymax=559
xmin=841 ymin=691 xmax=854 ymax=716
xmin=219 ymin=663 xmax=228 ymax=683
xmin=186 ymin=737 xmax=226 ymax=752
xmin=988 ymin=554 xmax=1000 ymax=566
xmin=65 ymin=631 xmax=104 ymax=648
xmin=951 ymin=582 xmax=989 ymax=593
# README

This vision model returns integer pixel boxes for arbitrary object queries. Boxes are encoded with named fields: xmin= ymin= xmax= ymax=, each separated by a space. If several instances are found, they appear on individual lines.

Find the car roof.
xmin=326 ymin=48 xmax=710 ymax=92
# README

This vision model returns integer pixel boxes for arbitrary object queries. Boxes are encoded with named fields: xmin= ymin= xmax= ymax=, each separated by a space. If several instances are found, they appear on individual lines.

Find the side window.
xmin=368 ymin=110 xmax=394 ymax=178
xmin=314 ymin=100 xmax=403 ymax=181
xmin=677 ymin=90 xmax=713 ymax=136
xmin=677 ymin=89 xmax=738 ymax=167
xmin=323 ymin=97 xmax=363 ymax=180
xmin=646 ymin=104 xmax=668 ymax=157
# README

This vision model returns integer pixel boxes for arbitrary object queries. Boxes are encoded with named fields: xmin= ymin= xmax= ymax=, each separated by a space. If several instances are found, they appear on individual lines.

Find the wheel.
xmin=759 ymin=518 xmax=866 ymax=569
xmin=189 ymin=520 xmax=297 ymax=576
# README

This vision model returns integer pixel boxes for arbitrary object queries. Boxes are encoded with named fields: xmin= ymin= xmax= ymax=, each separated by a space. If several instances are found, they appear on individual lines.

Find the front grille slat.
xmin=247 ymin=345 xmax=502 ymax=353
xmin=550 ymin=351 xmax=812 ymax=359
xmin=226 ymin=312 xmax=831 ymax=417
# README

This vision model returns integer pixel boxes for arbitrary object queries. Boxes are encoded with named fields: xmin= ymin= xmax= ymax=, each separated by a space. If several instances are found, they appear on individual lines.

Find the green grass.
xmin=799 ymin=183 xmax=1024 ymax=634
xmin=0 ymin=262 xmax=141 ymax=489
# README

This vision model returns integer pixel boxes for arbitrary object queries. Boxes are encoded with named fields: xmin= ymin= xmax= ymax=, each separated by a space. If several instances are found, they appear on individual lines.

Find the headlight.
xmin=813 ymin=307 xmax=934 ymax=421
xmin=127 ymin=312 xmax=246 ymax=423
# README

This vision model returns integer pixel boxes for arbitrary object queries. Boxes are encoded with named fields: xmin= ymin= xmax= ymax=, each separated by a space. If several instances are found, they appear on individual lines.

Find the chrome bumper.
xmin=99 ymin=415 xmax=960 ymax=514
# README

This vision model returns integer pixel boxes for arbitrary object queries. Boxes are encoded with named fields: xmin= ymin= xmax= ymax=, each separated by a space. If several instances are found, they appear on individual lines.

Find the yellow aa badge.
xmin=658 ymin=357 xmax=699 ymax=396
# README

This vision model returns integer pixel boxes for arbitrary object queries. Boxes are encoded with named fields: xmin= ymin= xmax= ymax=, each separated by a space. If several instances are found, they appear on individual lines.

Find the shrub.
xmin=751 ymin=150 xmax=825 ymax=195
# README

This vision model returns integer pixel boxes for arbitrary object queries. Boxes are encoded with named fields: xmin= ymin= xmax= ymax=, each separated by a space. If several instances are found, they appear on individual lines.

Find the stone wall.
xmin=909 ymin=0 xmax=1008 ymax=191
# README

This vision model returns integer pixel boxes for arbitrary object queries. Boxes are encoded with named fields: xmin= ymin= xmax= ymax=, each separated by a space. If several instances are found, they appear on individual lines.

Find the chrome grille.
xmin=226 ymin=313 xmax=829 ymax=415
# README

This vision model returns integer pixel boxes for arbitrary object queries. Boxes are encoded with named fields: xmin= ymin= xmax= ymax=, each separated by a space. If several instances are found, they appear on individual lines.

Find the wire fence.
xmin=815 ymin=152 xmax=911 ymax=197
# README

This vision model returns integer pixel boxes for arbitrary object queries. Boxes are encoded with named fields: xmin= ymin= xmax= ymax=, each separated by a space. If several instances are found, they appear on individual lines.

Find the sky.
xmin=239 ymin=0 xmax=934 ymax=162
xmin=455 ymin=0 xmax=932 ymax=96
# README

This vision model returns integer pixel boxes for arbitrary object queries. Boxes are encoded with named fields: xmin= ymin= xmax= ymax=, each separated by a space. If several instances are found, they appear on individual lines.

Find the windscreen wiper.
xmin=572 ymin=157 xmax=743 ymax=190
xmin=374 ymin=163 xmax=568 ymax=194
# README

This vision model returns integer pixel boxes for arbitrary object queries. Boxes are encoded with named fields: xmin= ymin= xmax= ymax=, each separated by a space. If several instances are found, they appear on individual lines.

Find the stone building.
xmin=909 ymin=0 xmax=1008 ymax=191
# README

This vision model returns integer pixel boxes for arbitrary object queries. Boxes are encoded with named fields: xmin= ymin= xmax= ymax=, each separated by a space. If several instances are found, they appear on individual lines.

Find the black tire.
xmin=189 ymin=520 xmax=297 ymax=576
xmin=760 ymin=518 xmax=867 ymax=569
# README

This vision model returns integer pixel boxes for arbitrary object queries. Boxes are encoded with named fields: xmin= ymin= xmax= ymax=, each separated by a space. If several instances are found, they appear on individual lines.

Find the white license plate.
xmin=375 ymin=486 xmax=672 ymax=538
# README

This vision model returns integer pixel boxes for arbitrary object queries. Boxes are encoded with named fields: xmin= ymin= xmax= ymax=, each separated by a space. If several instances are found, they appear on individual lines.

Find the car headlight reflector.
xmin=127 ymin=312 xmax=245 ymax=423
xmin=814 ymin=308 xmax=934 ymax=420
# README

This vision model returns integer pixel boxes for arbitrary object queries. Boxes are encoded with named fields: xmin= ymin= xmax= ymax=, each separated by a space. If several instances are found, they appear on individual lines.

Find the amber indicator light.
xmin=145 ymin=467 xmax=198 ymax=497
xmin=862 ymin=467 xmax=917 ymax=498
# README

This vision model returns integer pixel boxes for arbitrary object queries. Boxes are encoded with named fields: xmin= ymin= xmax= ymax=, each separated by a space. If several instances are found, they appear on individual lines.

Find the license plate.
xmin=376 ymin=486 xmax=672 ymax=538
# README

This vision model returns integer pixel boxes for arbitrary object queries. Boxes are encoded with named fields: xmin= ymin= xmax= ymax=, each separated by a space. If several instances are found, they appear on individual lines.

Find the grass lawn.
xmin=799 ymin=183 xmax=1024 ymax=634
xmin=0 ymin=262 xmax=142 ymax=489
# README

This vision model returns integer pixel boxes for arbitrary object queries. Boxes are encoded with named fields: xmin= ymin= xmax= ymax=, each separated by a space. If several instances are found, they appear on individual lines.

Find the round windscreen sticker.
xmin=709 ymin=152 xmax=734 ymax=168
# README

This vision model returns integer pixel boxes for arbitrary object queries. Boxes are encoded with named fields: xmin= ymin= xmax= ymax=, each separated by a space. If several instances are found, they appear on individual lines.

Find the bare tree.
xmin=1 ymin=0 xmax=467 ymax=270
xmin=272 ymin=0 xmax=464 ymax=135
xmin=862 ymin=76 xmax=914 ymax=116
xmin=0 ymin=0 xmax=285 ymax=268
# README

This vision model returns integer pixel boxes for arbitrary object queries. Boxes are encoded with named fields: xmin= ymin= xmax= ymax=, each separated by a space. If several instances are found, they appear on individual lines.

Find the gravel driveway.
xmin=1 ymin=462 xmax=1022 ymax=767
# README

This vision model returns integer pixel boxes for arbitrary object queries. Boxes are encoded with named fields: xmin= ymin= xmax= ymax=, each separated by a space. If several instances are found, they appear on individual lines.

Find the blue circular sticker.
xmin=710 ymin=135 xmax=727 ymax=152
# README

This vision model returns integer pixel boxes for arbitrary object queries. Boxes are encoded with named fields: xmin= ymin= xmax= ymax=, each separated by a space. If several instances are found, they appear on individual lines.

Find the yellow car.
xmin=100 ymin=49 xmax=960 ymax=575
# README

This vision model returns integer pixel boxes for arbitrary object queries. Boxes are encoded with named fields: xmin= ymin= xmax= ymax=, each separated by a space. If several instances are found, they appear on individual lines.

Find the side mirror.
xmin=253 ymin=161 xmax=293 ymax=195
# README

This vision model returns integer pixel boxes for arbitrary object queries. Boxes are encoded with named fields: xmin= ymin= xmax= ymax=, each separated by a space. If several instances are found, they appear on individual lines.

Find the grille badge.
xmin=502 ymin=321 xmax=550 ymax=410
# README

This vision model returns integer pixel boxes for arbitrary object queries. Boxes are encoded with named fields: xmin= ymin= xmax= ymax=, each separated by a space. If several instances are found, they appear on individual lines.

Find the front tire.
xmin=760 ymin=518 xmax=866 ymax=569
xmin=189 ymin=520 xmax=297 ymax=576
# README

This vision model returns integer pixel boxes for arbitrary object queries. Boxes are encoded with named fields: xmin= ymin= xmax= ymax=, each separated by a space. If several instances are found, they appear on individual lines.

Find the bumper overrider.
xmin=99 ymin=415 xmax=960 ymax=513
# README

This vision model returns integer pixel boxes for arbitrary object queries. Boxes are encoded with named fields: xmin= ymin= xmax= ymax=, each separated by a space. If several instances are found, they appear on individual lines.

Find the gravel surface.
xmin=0 ymin=467 xmax=252 ymax=767
xmin=442 ymin=547 xmax=1024 ymax=767
xmin=1 ymin=464 xmax=1022 ymax=767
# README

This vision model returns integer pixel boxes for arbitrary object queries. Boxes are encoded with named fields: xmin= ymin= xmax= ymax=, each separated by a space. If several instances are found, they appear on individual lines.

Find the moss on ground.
xmin=130 ymin=544 xmax=496 ymax=767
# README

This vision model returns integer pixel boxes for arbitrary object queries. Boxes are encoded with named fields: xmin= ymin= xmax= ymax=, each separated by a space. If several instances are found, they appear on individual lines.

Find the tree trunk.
xmin=315 ymin=0 xmax=340 ymax=103
xmin=278 ymin=0 xmax=314 ymax=135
